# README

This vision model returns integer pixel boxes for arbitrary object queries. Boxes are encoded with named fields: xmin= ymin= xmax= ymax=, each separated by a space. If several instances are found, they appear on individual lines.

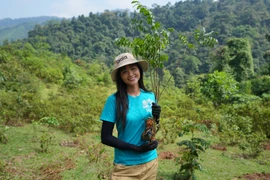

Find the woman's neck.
xmin=127 ymin=85 xmax=140 ymax=96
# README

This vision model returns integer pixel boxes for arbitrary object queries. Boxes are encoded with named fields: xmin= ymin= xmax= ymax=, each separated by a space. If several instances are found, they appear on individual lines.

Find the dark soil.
xmin=210 ymin=143 xmax=227 ymax=151
xmin=158 ymin=151 xmax=177 ymax=160
xmin=237 ymin=172 xmax=270 ymax=180
xmin=263 ymin=140 xmax=270 ymax=150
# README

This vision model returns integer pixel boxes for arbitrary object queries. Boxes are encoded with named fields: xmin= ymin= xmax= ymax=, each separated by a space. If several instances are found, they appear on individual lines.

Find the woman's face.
xmin=120 ymin=64 xmax=141 ymax=86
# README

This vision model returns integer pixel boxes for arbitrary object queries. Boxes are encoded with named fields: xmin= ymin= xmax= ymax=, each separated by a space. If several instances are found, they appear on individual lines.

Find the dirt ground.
xmin=158 ymin=151 xmax=177 ymax=160
xmin=235 ymin=173 xmax=270 ymax=180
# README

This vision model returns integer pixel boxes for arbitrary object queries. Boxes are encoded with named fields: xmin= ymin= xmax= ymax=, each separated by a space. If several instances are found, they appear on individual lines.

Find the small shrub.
xmin=0 ymin=159 xmax=8 ymax=177
xmin=87 ymin=142 xmax=113 ymax=179
xmin=200 ymin=71 xmax=239 ymax=107
xmin=0 ymin=125 xmax=9 ymax=144
xmin=39 ymin=117 xmax=59 ymax=127
xmin=39 ymin=131 xmax=55 ymax=153
xmin=239 ymin=132 xmax=267 ymax=157
xmin=174 ymin=120 xmax=210 ymax=180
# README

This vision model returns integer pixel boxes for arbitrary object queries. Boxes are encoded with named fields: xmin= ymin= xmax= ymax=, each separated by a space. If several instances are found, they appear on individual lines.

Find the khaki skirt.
xmin=110 ymin=158 xmax=158 ymax=180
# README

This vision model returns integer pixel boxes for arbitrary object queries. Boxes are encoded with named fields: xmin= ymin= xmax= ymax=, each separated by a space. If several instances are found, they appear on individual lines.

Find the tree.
xmin=211 ymin=38 xmax=254 ymax=81
xmin=181 ymin=55 xmax=202 ymax=75
xmin=201 ymin=70 xmax=239 ymax=107
xmin=173 ymin=67 xmax=186 ymax=88
xmin=115 ymin=0 xmax=174 ymax=102
xmin=227 ymin=38 xmax=254 ymax=81
xmin=263 ymin=33 xmax=270 ymax=75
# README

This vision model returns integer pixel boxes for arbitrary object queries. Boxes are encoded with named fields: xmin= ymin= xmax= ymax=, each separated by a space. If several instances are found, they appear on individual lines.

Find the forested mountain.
xmin=0 ymin=16 xmax=62 ymax=44
xmin=20 ymin=0 xmax=270 ymax=86
xmin=0 ymin=0 xmax=269 ymax=88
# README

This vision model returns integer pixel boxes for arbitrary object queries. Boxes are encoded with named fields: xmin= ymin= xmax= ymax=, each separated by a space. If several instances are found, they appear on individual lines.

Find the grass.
xmin=0 ymin=123 xmax=270 ymax=180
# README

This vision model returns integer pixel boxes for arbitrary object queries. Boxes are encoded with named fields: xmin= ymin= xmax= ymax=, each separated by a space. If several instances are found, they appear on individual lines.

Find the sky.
xmin=0 ymin=0 xmax=181 ymax=20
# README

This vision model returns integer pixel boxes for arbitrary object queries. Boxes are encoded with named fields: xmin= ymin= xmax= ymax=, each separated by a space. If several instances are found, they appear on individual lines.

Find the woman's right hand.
xmin=133 ymin=140 xmax=158 ymax=152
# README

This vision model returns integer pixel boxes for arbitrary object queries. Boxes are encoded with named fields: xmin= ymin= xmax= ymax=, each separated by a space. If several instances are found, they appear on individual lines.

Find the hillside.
xmin=0 ymin=1 xmax=269 ymax=78
xmin=22 ymin=0 xmax=270 ymax=81
xmin=0 ymin=16 xmax=62 ymax=44
xmin=0 ymin=1 xmax=270 ymax=179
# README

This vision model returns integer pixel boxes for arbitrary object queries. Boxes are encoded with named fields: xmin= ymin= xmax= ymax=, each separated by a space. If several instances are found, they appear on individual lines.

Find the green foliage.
xmin=227 ymin=38 xmax=254 ymax=81
xmin=179 ymin=27 xmax=218 ymax=51
xmin=28 ymin=85 xmax=107 ymax=135
xmin=115 ymin=0 xmax=174 ymax=101
xmin=218 ymin=113 xmax=253 ymax=145
xmin=239 ymin=132 xmax=267 ymax=157
xmin=218 ymin=101 xmax=270 ymax=155
xmin=86 ymin=61 xmax=111 ymax=86
xmin=250 ymin=75 xmax=270 ymax=96
xmin=184 ymin=76 xmax=205 ymax=103
xmin=201 ymin=71 xmax=239 ymax=106
xmin=62 ymin=65 xmax=84 ymax=88
xmin=0 ymin=42 xmax=112 ymax=135
xmin=161 ymin=69 xmax=175 ymax=90
xmin=0 ymin=17 xmax=60 ymax=45
xmin=0 ymin=70 xmax=7 ymax=84
xmin=174 ymin=120 xmax=210 ymax=180
xmin=0 ymin=90 xmax=33 ymax=124
xmin=21 ymin=56 xmax=64 ymax=84
xmin=0 ymin=124 xmax=9 ymax=144
xmin=0 ymin=159 xmax=8 ymax=178
xmin=0 ymin=49 xmax=10 ymax=63
xmin=39 ymin=117 xmax=60 ymax=127
xmin=1 ymin=0 xmax=269 ymax=80
xmin=86 ymin=143 xmax=114 ymax=179
xmin=238 ymin=80 xmax=252 ymax=94
xmin=87 ymin=143 xmax=106 ymax=163
xmin=211 ymin=38 xmax=254 ymax=81
xmin=159 ymin=88 xmax=218 ymax=145
xmin=39 ymin=131 xmax=55 ymax=153
xmin=181 ymin=55 xmax=202 ymax=75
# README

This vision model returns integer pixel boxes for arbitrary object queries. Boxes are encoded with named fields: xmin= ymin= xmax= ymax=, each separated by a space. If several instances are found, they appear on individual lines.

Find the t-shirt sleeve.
xmin=100 ymin=94 xmax=116 ymax=123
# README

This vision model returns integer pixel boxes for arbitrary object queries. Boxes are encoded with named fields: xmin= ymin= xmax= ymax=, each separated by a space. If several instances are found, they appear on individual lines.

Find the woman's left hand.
xmin=152 ymin=102 xmax=161 ymax=119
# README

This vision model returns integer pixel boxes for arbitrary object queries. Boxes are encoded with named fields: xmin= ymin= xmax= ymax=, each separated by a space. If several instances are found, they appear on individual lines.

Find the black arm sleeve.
xmin=101 ymin=121 xmax=136 ymax=150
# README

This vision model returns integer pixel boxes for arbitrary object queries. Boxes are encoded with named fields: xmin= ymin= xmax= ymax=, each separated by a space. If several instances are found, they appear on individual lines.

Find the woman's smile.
xmin=120 ymin=64 xmax=141 ymax=86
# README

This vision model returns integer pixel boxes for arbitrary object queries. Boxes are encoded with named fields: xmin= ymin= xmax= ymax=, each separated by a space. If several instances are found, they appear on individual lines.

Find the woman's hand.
xmin=152 ymin=103 xmax=161 ymax=120
xmin=133 ymin=140 xmax=158 ymax=152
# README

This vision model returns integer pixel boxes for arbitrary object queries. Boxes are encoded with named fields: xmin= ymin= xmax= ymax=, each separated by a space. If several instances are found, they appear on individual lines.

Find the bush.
xmin=200 ymin=71 xmax=239 ymax=107
xmin=251 ymin=75 xmax=270 ymax=96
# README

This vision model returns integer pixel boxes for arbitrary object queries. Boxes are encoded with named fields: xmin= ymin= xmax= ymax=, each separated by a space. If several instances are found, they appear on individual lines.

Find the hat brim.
xmin=111 ymin=60 xmax=148 ymax=82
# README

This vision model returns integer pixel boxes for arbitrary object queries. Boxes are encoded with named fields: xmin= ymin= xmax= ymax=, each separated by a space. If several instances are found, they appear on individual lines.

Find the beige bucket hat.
xmin=111 ymin=53 xmax=149 ymax=82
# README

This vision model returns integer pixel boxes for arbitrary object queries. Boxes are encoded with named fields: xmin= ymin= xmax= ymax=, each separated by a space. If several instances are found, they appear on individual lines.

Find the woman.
xmin=100 ymin=52 xmax=161 ymax=180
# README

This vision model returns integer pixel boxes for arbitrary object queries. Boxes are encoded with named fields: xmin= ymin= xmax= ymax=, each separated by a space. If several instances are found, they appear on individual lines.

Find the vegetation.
xmin=0 ymin=0 xmax=270 ymax=179
xmin=0 ymin=16 xmax=61 ymax=45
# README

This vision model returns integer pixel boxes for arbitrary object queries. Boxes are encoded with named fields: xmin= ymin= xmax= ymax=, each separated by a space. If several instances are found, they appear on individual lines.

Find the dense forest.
xmin=1 ymin=0 xmax=270 ymax=82
xmin=1 ymin=0 xmax=270 ymax=179
xmin=18 ymin=0 xmax=269 ymax=81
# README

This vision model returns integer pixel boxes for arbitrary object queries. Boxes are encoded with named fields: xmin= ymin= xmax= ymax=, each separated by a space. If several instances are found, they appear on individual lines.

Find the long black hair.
xmin=115 ymin=63 xmax=149 ymax=129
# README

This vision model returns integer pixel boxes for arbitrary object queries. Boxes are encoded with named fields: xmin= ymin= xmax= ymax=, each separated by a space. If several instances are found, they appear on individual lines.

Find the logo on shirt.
xmin=142 ymin=98 xmax=153 ymax=112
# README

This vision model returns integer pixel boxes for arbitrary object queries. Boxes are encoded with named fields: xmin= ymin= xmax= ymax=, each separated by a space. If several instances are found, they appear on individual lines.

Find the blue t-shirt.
xmin=100 ymin=89 xmax=157 ymax=165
